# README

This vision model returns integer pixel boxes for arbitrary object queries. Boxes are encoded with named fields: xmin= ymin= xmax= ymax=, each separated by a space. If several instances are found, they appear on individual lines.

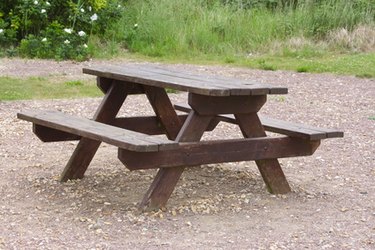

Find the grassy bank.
xmin=108 ymin=0 xmax=374 ymax=56
xmin=87 ymin=0 xmax=374 ymax=77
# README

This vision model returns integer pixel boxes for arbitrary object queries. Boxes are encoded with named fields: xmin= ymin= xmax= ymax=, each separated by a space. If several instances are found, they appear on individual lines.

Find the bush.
xmin=0 ymin=0 xmax=125 ymax=60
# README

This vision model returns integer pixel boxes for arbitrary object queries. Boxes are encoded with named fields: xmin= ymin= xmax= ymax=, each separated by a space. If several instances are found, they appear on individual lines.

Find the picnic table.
xmin=17 ymin=65 xmax=343 ymax=210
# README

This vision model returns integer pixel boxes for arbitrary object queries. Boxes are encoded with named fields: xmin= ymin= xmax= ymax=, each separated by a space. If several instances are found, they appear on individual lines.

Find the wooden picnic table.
xmin=18 ymin=65 xmax=343 ymax=211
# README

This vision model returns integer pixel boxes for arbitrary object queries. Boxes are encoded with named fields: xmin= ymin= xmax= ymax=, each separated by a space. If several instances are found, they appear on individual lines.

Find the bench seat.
xmin=174 ymin=104 xmax=343 ymax=140
xmin=17 ymin=110 xmax=177 ymax=152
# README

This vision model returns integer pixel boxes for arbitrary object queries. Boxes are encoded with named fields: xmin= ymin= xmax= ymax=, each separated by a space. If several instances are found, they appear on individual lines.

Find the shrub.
xmin=0 ymin=0 xmax=124 ymax=60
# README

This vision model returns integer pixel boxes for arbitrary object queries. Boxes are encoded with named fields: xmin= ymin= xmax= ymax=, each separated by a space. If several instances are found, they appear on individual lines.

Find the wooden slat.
xmin=142 ymin=65 xmax=288 ymax=95
xmin=235 ymin=113 xmax=291 ymax=194
xmin=174 ymin=103 xmax=344 ymax=140
xmin=84 ymin=66 xmax=230 ymax=96
xmin=17 ymin=110 xmax=177 ymax=152
xmin=83 ymin=65 xmax=288 ymax=96
xmin=143 ymin=85 xmax=183 ymax=139
xmin=113 ymin=115 xmax=219 ymax=135
xmin=139 ymin=110 xmax=214 ymax=211
xmin=119 ymin=137 xmax=321 ymax=170
xmin=60 ymin=80 xmax=129 ymax=181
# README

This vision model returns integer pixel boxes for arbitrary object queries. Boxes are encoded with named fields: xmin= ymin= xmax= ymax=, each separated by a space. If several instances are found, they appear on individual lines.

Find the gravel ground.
xmin=0 ymin=58 xmax=374 ymax=249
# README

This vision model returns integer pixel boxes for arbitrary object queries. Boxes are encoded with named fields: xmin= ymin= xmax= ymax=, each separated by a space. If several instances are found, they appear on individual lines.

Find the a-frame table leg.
xmin=140 ymin=110 xmax=214 ymax=211
xmin=235 ymin=113 xmax=291 ymax=194
xmin=60 ymin=79 xmax=128 ymax=181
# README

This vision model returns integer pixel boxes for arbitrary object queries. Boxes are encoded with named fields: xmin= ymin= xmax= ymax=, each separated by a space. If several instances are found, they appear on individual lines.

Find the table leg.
xmin=140 ymin=111 xmax=214 ymax=210
xmin=60 ymin=79 xmax=128 ymax=181
xmin=235 ymin=113 xmax=291 ymax=194
xmin=143 ymin=85 xmax=183 ymax=139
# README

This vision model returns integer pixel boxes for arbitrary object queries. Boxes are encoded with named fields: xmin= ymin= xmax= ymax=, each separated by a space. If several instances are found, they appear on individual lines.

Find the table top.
xmin=83 ymin=65 xmax=288 ymax=96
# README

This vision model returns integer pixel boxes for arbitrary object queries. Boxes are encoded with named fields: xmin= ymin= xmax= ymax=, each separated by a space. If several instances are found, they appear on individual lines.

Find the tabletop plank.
xmin=83 ymin=65 xmax=287 ymax=96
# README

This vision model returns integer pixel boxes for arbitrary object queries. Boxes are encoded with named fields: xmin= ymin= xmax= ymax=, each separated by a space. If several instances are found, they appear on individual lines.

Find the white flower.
xmin=41 ymin=38 xmax=47 ymax=42
xmin=134 ymin=23 xmax=138 ymax=28
xmin=0 ymin=29 xmax=4 ymax=34
xmin=88 ymin=6 xmax=92 ymax=12
xmin=34 ymin=0 xmax=38 ymax=5
xmin=83 ymin=44 xmax=88 ymax=48
xmin=118 ymin=5 xmax=121 ymax=8
xmin=46 ymin=1 xmax=50 ymax=6
xmin=64 ymin=28 xmax=73 ymax=34
xmin=80 ymin=8 xmax=85 ymax=13
xmin=64 ymin=40 xmax=70 ymax=44
xmin=41 ymin=9 xmax=46 ymax=14
xmin=90 ymin=13 xmax=98 ymax=22
xmin=78 ymin=31 xmax=86 ymax=37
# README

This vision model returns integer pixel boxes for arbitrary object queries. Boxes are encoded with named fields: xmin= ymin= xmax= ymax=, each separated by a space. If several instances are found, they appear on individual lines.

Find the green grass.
xmin=241 ymin=53 xmax=375 ymax=77
xmin=123 ymin=50 xmax=375 ymax=78
xmin=108 ymin=0 xmax=374 ymax=59
xmin=0 ymin=77 xmax=102 ymax=101
xmin=84 ymin=0 xmax=374 ymax=78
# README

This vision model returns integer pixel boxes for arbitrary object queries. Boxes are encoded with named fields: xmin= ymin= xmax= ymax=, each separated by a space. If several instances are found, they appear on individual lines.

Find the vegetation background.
xmin=0 ymin=0 xmax=374 ymax=101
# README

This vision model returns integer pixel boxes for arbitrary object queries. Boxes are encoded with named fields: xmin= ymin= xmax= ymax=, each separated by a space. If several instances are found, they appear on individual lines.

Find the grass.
xmin=0 ymin=77 xmax=102 ymax=101
xmin=85 ymin=0 xmax=374 ymax=78
xmin=241 ymin=52 xmax=375 ymax=77
xmin=109 ymin=0 xmax=374 ymax=58
xmin=1 ymin=1 xmax=374 ymax=101
xmin=123 ymin=50 xmax=375 ymax=78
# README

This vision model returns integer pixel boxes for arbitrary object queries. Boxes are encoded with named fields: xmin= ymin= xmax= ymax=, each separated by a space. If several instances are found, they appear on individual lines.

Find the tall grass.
xmin=107 ymin=0 xmax=374 ymax=59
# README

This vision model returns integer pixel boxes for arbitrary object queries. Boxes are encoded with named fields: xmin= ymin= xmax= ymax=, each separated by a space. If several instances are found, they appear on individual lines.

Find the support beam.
xmin=119 ymin=137 xmax=321 ymax=170
xmin=188 ymin=93 xmax=266 ymax=115
xmin=60 ymin=79 xmax=128 ymax=181
xmin=139 ymin=110 xmax=213 ymax=211
xmin=235 ymin=113 xmax=292 ymax=194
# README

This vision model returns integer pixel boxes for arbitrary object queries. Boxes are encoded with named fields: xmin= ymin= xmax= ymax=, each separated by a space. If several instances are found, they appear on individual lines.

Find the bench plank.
xmin=17 ymin=110 xmax=177 ymax=152
xmin=174 ymin=104 xmax=344 ymax=140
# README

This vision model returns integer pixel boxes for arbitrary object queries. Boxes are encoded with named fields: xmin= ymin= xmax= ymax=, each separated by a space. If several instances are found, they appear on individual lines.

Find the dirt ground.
xmin=0 ymin=58 xmax=374 ymax=249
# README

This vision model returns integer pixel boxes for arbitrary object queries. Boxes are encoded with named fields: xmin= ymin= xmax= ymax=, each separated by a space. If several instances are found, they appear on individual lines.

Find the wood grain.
xmin=59 ymin=79 xmax=128 ymax=181
xmin=83 ymin=65 xmax=288 ymax=96
xmin=174 ymin=103 xmax=344 ymax=140
xmin=139 ymin=111 xmax=214 ymax=211
xmin=235 ymin=113 xmax=291 ymax=194
xmin=119 ymin=137 xmax=321 ymax=170
xmin=18 ymin=110 xmax=176 ymax=152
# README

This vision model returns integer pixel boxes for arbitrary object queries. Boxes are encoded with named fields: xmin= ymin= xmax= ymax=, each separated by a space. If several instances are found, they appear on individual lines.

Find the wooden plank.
xmin=174 ymin=103 xmax=344 ymax=140
xmin=60 ymin=80 xmax=128 ymax=181
xmin=135 ymin=66 xmax=279 ymax=95
xmin=112 ymin=115 xmax=219 ymax=135
xmin=84 ymin=66 xmax=230 ymax=96
xmin=145 ymin=65 xmax=288 ymax=95
xmin=138 ymin=111 xmax=214 ymax=211
xmin=188 ymin=94 xmax=266 ymax=115
xmin=119 ymin=137 xmax=321 ymax=170
xmin=18 ymin=110 xmax=176 ymax=152
xmin=83 ymin=65 xmax=288 ymax=96
xmin=33 ymin=124 xmax=80 ymax=142
xmin=97 ymin=78 xmax=144 ymax=95
xmin=143 ymin=85 xmax=183 ymax=140
xmin=235 ymin=113 xmax=291 ymax=194
xmin=29 ymin=115 xmax=219 ymax=143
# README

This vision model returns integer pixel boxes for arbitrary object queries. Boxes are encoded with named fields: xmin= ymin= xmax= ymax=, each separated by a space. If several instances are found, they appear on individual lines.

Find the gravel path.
xmin=0 ymin=58 xmax=374 ymax=249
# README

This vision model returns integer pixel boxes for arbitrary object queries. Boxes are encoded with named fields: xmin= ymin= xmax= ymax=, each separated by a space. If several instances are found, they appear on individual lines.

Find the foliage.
xmin=0 ymin=0 xmax=124 ymax=60
xmin=114 ymin=0 xmax=374 ymax=60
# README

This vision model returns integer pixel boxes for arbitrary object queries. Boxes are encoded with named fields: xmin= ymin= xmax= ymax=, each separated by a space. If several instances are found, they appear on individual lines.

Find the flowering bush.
xmin=0 ymin=0 xmax=124 ymax=60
